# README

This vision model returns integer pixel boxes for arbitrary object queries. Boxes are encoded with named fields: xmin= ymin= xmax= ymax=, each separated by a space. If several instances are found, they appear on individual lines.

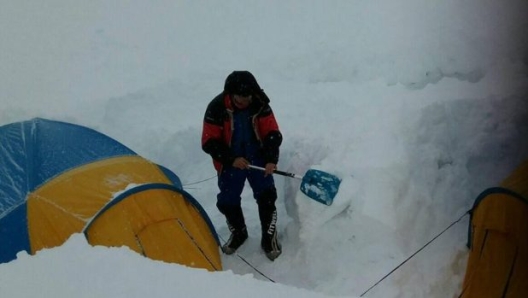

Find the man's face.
xmin=233 ymin=94 xmax=252 ymax=109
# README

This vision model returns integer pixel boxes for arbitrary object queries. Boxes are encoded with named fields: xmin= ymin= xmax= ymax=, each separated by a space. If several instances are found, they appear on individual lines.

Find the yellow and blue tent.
xmin=0 ymin=118 xmax=221 ymax=271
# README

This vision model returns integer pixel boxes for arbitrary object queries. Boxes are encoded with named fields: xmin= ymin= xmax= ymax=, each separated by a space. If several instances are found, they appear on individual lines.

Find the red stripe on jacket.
xmin=202 ymin=94 xmax=280 ymax=171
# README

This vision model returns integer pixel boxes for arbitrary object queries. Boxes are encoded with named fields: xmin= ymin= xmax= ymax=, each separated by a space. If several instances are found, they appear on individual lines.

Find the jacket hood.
xmin=224 ymin=71 xmax=270 ymax=103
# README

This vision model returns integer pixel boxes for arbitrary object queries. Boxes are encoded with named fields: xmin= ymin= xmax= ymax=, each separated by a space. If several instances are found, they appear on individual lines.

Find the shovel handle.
xmin=248 ymin=165 xmax=303 ymax=180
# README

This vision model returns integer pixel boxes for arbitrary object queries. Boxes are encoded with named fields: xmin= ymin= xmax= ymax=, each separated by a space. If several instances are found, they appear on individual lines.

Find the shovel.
xmin=248 ymin=165 xmax=341 ymax=206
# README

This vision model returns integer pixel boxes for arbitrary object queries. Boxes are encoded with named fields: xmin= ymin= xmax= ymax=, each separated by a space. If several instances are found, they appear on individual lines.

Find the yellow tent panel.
xmin=27 ymin=156 xmax=173 ymax=254
xmin=84 ymin=185 xmax=222 ymax=271
xmin=460 ymin=161 xmax=528 ymax=297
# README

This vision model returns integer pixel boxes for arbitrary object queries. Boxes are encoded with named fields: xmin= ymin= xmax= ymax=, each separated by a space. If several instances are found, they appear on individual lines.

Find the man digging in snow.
xmin=201 ymin=70 xmax=283 ymax=261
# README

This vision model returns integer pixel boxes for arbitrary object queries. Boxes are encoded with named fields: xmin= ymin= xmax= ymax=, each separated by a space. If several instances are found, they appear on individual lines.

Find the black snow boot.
xmin=258 ymin=189 xmax=282 ymax=261
xmin=222 ymin=225 xmax=248 ymax=255
xmin=217 ymin=203 xmax=248 ymax=255
xmin=260 ymin=210 xmax=281 ymax=261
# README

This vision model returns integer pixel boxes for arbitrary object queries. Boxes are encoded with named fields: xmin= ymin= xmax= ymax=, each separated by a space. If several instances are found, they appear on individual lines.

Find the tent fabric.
xmin=84 ymin=184 xmax=221 ymax=271
xmin=0 ymin=118 xmax=221 ymax=270
xmin=460 ymin=161 xmax=528 ymax=298
xmin=25 ymin=155 xmax=177 ymax=255
xmin=0 ymin=118 xmax=136 ymax=198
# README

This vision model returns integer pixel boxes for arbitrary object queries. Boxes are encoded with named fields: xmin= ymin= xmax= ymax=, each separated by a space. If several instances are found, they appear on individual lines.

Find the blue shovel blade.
xmin=300 ymin=169 xmax=341 ymax=206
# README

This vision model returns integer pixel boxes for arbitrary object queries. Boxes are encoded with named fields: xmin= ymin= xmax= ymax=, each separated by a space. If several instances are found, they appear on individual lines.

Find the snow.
xmin=1 ymin=1 xmax=527 ymax=297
